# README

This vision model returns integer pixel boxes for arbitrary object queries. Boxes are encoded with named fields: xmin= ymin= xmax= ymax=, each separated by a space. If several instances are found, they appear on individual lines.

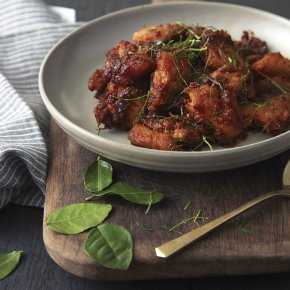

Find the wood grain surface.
xmin=43 ymin=121 xmax=290 ymax=280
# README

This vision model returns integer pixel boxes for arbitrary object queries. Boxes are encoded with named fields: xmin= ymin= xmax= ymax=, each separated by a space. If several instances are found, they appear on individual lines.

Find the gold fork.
xmin=155 ymin=160 xmax=290 ymax=258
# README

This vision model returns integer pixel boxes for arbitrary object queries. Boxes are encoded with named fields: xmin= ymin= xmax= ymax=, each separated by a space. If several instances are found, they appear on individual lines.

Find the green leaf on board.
xmin=84 ymin=157 xmax=113 ymax=192
xmin=0 ymin=251 xmax=23 ymax=280
xmin=83 ymin=224 xmax=133 ymax=271
xmin=45 ymin=203 xmax=112 ymax=234
xmin=85 ymin=182 xmax=164 ymax=210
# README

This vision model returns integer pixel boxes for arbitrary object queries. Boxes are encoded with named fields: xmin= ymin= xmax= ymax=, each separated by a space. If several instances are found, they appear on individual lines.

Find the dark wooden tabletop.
xmin=1 ymin=0 xmax=290 ymax=289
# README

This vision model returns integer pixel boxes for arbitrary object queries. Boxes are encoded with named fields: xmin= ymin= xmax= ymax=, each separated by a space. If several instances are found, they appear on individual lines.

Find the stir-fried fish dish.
xmin=88 ymin=22 xmax=290 ymax=151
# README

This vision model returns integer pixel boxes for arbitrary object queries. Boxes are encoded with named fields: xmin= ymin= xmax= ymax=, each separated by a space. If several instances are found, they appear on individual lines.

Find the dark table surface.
xmin=1 ymin=0 xmax=290 ymax=289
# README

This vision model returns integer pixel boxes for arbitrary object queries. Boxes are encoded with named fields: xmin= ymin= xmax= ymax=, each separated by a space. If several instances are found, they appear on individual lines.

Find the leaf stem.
xmin=85 ymin=195 xmax=95 ymax=201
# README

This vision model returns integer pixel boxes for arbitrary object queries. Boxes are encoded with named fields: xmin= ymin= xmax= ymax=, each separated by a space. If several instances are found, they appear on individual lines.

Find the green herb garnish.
xmin=135 ymin=220 xmax=154 ymax=231
xmin=0 ymin=251 xmax=23 ymax=280
xmin=84 ymin=157 xmax=113 ymax=192
xmin=235 ymin=221 xmax=252 ymax=235
xmin=86 ymin=181 xmax=164 ymax=214
xmin=83 ymin=224 xmax=133 ymax=270
xmin=112 ymin=93 xmax=148 ymax=101
xmin=183 ymin=201 xmax=191 ymax=211
xmin=257 ymin=71 xmax=288 ymax=94
xmin=45 ymin=156 xmax=165 ymax=271
xmin=228 ymin=56 xmax=237 ymax=67
xmin=45 ymin=203 xmax=112 ymax=234
xmin=167 ymin=209 xmax=208 ymax=234
xmin=202 ymin=136 xmax=213 ymax=151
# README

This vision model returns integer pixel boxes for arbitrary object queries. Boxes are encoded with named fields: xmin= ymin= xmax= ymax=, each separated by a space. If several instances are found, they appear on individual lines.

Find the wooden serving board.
xmin=43 ymin=121 xmax=290 ymax=280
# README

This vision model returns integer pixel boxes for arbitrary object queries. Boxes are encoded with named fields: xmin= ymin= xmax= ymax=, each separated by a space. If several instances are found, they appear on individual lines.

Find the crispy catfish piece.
xmin=88 ymin=40 xmax=155 ymax=96
xmin=200 ymin=29 xmax=244 ymax=70
xmin=251 ymin=52 xmax=290 ymax=100
xmin=103 ymin=40 xmax=155 ymax=86
xmin=94 ymin=83 xmax=146 ymax=129
xmin=128 ymin=118 xmax=206 ymax=151
xmin=184 ymin=80 xmax=246 ymax=145
xmin=94 ymin=96 xmax=145 ymax=130
xmin=252 ymin=52 xmax=290 ymax=77
xmin=240 ymin=95 xmax=290 ymax=134
xmin=91 ymin=40 xmax=155 ymax=129
xmin=147 ymin=51 xmax=192 ymax=114
xmin=210 ymin=65 xmax=257 ymax=101
xmin=210 ymin=66 xmax=246 ymax=93
xmin=254 ymin=76 xmax=290 ymax=95
xmin=88 ymin=69 xmax=107 ymax=93
xmin=132 ymin=22 xmax=185 ymax=44
xmin=235 ymin=30 xmax=269 ymax=62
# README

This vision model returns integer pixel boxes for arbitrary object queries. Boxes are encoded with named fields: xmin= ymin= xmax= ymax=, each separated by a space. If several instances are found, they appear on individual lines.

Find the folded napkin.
xmin=0 ymin=0 xmax=81 ymax=208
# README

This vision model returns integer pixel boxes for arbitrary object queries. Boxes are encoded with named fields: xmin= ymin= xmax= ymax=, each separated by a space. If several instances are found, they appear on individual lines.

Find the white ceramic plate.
xmin=39 ymin=1 xmax=290 ymax=172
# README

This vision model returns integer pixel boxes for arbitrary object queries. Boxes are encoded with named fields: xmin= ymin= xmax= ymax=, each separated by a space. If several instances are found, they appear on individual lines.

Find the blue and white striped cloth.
xmin=0 ymin=0 xmax=80 ymax=208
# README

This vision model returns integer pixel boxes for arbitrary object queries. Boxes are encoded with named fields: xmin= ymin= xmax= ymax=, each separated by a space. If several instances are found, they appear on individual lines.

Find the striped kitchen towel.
xmin=0 ymin=0 xmax=81 ymax=208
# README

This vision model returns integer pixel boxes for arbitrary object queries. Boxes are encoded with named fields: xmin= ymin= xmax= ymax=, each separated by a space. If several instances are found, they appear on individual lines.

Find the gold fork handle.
xmin=155 ymin=189 xmax=287 ymax=258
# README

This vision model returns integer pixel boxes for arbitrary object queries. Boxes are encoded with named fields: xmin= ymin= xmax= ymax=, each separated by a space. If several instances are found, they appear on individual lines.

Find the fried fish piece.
xmin=200 ymin=29 xmax=243 ymax=70
xmin=94 ymin=83 xmax=147 ymax=129
xmin=103 ymin=40 xmax=155 ymax=86
xmin=184 ymin=81 xmax=245 ymax=145
xmin=252 ymin=52 xmax=290 ymax=77
xmin=132 ymin=22 xmax=185 ymax=44
xmin=254 ymin=76 xmax=290 ymax=95
xmin=128 ymin=117 xmax=206 ymax=151
xmin=210 ymin=66 xmax=246 ymax=93
xmin=88 ymin=69 xmax=107 ymax=93
xmin=94 ymin=95 xmax=129 ymax=129
xmin=91 ymin=40 xmax=154 ymax=129
xmin=128 ymin=123 xmax=178 ymax=150
xmin=88 ymin=40 xmax=154 ymax=97
xmin=235 ymin=30 xmax=269 ymax=61
xmin=147 ymin=51 xmax=192 ymax=114
xmin=240 ymin=94 xmax=290 ymax=134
